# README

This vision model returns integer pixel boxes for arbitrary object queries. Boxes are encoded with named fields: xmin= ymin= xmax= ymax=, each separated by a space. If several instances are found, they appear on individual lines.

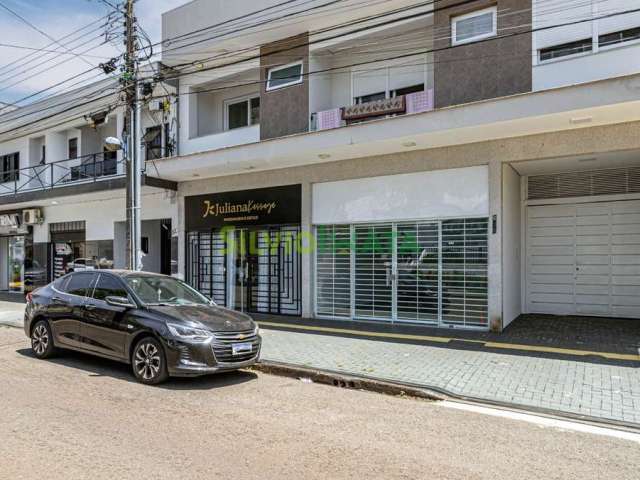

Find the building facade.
xmin=0 ymin=71 xmax=179 ymax=299
xmin=3 ymin=0 xmax=640 ymax=331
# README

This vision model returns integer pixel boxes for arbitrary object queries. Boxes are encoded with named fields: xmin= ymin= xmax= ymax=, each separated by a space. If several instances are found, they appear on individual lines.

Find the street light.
xmin=104 ymin=136 xmax=123 ymax=152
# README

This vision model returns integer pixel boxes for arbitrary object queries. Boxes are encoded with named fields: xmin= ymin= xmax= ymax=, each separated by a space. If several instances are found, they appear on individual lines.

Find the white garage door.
xmin=526 ymin=200 xmax=640 ymax=318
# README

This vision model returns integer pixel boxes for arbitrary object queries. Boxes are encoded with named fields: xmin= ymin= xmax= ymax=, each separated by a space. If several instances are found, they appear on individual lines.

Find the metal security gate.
xmin=188 ymin=225 xmax=302 ymax=316
xmin=526 ymin=200 xmax=640 ymax=318
xmin=315 ymin=218 xmax=488 ymax=328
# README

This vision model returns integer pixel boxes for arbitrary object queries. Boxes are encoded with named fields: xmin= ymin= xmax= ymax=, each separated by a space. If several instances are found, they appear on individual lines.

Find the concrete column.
xmin=44 ymin=131 xmax=67 ymax=185
xmin=177 ymin=192 xmax=186 ymax=280
xmin=488 ymin=158 xmax=503 ymax=332
xmin=115 ymin=111 xmax=125 ymax=174
xmin=300 ymin=181 xmax=313 ymax=318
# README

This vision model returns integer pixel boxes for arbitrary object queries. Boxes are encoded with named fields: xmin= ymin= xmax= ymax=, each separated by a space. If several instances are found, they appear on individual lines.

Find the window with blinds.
xmin=314 ymin=218 xmax=489 ymax=328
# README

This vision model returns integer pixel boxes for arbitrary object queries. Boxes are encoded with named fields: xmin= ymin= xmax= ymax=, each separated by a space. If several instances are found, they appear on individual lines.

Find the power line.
xmin=4 ymin=1 xmax=638 ymax=138
xmin=0 ymin=20 xmax=115 ymax=91
xmin=0 ymin=39 xmax=110 ymax=95
xmin=0 ymin=14 xmax=111 ymax=75
xmin=145 ymin=0 xmax=480 ymax=83
xmin=0 ymin=0 xmax=98 ymax=70
xmin=145 ymin=5 xmax=640 ymax=99
xmin=7 ymin=69 xmax=108 ymax=108
xmin=0 ymin=42 xmax=112 ymax=59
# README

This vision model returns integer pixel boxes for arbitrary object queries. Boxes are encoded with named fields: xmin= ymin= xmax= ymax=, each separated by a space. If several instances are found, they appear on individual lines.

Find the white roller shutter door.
xmin=526 ymin=200 xmax=640 ymax=318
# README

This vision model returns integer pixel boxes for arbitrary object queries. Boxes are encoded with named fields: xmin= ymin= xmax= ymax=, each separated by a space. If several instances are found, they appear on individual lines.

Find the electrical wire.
xmin=3 ymin=1 xmax=638 ymax=139
xmin=143 ymin=5 xmax=640 ymax=99
xmin=0 ymin=14 xmax=112 ymax=76
xmin=0 ymin=42 xmax=112 ymax=59
xmin=0 ymin=0 xmax=100 ymax=70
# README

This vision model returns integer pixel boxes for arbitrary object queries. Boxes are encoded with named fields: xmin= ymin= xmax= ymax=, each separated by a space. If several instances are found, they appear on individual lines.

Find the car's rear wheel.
xmin=132 ymin=337 xmax=168 ymax=385
xmin=31 ymin=320 xmax=56 ymax=359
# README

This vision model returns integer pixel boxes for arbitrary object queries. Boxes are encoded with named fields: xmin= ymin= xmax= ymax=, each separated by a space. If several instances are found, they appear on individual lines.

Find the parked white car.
xmin=65 ymin=258 xmax=96 ymax=272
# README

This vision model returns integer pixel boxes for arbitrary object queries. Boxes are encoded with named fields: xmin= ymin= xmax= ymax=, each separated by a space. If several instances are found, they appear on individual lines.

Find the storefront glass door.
xmin=232 ymin=228 xmax=250 ymax=312
xmin=8 ymin=236 xmax=25 ymax=292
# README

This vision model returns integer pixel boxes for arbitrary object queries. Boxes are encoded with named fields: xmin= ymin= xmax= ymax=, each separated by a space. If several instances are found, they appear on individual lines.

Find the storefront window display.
xmin=49 ymin=222 xmax=114 ymax=279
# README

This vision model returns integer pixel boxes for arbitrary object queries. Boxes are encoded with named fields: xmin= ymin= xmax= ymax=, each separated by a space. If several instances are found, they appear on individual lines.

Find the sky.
xmin=0 ymin=0 xmax=189 ymax=105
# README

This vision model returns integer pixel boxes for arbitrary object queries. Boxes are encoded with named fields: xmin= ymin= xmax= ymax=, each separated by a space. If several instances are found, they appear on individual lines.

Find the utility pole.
xmin=123 ymin=0 xmax=142 ymax=270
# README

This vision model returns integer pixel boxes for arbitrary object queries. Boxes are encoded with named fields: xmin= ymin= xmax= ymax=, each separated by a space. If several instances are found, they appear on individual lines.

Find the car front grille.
xmin=212 ymin=329 xmax=260 ymax=364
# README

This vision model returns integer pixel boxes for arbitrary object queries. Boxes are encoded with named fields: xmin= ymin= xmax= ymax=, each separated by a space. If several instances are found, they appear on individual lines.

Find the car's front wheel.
xmin=30 ymin=320 xmax=56 ymax=359
xmin=132 ymin=337 xmax=169 ymax=385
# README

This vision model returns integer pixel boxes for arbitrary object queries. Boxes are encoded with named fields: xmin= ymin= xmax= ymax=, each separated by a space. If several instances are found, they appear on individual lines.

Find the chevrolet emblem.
xmin=237 ymin=334 xmax=246 ymax=340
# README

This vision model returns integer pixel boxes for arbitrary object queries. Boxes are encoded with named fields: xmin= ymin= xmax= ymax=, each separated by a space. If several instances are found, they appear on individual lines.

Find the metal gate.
xmin=188 ymin=225 xmax=302 ymax=316
xmin=315 ymin=218 xmax=488 ymax=328
xmin=526 ymin=200 xmax=640 ymax=318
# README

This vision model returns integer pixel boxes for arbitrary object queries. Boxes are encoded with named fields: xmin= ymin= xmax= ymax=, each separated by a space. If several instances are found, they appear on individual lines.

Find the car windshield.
xmin=124 ymin=275 xmax=211 ymax=306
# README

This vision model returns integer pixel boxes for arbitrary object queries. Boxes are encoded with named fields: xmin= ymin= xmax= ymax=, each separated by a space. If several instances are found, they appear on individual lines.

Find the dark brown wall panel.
xmin=260 ymin=33 xmax=310 ymax=140
xmin=434 ymin=0 xmax=532 ymax=108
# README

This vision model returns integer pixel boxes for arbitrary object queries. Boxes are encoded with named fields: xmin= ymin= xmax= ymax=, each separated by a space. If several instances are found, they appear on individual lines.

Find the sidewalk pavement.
xmin=258 ymin=324 xmax=640 ymax=426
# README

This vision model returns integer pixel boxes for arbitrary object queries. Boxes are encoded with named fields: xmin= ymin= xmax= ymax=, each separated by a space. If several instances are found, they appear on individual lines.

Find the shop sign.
xmin=185 ymin=184 xmax=301 ymax=230
xmin=0 ymin=213 xmax=20 ymax=228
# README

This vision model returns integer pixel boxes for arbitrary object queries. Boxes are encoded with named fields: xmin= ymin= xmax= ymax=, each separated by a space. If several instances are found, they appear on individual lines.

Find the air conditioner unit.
xmin=23 ymin=208 xmax=42 ymax=225
xmin=149 ymin=100 xmax=164 ymax=112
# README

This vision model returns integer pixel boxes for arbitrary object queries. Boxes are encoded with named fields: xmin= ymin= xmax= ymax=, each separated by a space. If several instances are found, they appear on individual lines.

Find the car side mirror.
xmin=105 ymin=296 xmax=135 ymax=308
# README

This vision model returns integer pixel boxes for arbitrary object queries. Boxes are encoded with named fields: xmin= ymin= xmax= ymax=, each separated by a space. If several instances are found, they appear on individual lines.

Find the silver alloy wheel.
xmin=134 ymin=342 xmax=161 ymax=381
xmin=32 ymin=324 xmax=49 ymax=356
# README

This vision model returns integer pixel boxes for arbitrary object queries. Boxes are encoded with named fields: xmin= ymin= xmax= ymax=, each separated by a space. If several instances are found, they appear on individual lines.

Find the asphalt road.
xmin=0 ymin=326 xmax=638 ymax=480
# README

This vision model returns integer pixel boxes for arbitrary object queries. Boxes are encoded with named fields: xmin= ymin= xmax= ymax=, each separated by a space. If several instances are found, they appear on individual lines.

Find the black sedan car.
xmin=24 ymin=270 xmax=261 ymax=384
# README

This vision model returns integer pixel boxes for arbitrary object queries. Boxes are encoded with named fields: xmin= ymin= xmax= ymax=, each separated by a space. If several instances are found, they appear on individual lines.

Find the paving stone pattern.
xmin=260 ymin=328 xmax=640 ymax=424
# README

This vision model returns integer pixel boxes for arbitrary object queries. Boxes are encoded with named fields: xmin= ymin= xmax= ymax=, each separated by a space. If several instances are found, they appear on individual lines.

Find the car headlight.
xmin=253 ymin=324 xmax=260 ymax=336
xmin=166 ymin=323 xmax=213 ymax=341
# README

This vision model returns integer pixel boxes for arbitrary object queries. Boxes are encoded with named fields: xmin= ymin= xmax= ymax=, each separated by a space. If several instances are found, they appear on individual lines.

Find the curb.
xmin=0 ymin=321 xmax=22 ymax=329
xmin=250 ymin=361 xmax=446 ymax=401
xmin=252 ymin=360 xmax=640 ymax=433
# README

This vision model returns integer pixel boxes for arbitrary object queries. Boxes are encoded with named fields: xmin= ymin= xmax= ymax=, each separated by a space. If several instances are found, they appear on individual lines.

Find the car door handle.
xmin=52 ymin=296 xmax=64 ymax=304
xmin=84 ymin=304 xmax=96 ymax=311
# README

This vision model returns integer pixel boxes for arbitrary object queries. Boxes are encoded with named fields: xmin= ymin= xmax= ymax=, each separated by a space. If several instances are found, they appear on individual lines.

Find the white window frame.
xmin=350 ymin=54 xmax=429 ymax=105
xmin=451 ymin=6 xmax=497 ymax=46
xmin=266 ymin=60 xmax=304 ymax=92
xmin=537 ymin=39 xmax=593 ymax=65
xmin=223 ymin=94 xmax=260 ymax=131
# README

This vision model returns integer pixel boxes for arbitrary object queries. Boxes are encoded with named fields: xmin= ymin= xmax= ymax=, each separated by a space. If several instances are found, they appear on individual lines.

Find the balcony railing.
xmin=310 ymin=89 xmax=435 ymax=132
xmin=0 ymin=151 xmax=124 ymax=197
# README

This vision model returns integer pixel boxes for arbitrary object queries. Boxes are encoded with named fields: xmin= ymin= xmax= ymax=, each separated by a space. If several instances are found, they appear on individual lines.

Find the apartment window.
xmin=0 ymin=152 xmax=19 ymax=183
xmin=225 ymin=96 xmax=260 ymax=130
xmin=355 ymin=91 xmax=386 ymax=104
xmin=392 ymin=84 xmax=425 ymax=97
xmin=451 ymin=7 xmax=497 ymax=46
xmin=144 ymin=125 xmax=162 ymax=160
xmin=355 ymin=84 xmax=425 ymax=104
xmin=266 ymin=61 xmax=303 ymax=91
xmin=599 ymin=26 xmax=640 ymax=48
xmin=539 ymin=38 xmax=592 ymax=62
xmin=352 ymin=55 xmax=427 ymax=105
xmin=68 ymin=138 xmax=78 ymax=159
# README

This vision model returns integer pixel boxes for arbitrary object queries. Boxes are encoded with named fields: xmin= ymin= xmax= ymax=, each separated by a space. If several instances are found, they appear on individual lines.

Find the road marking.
xmin=257 ymin=321 xmax=640 ymax=362
xmin=438 ymin=400 xmax=640 ymax=443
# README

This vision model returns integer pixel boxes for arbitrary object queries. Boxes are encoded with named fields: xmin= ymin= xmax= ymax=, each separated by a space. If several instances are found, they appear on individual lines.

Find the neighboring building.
xmin=0 ymin=67 xmax=179 ymax=299
xmin=3 ymin=0 xmax=640 ymax=332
